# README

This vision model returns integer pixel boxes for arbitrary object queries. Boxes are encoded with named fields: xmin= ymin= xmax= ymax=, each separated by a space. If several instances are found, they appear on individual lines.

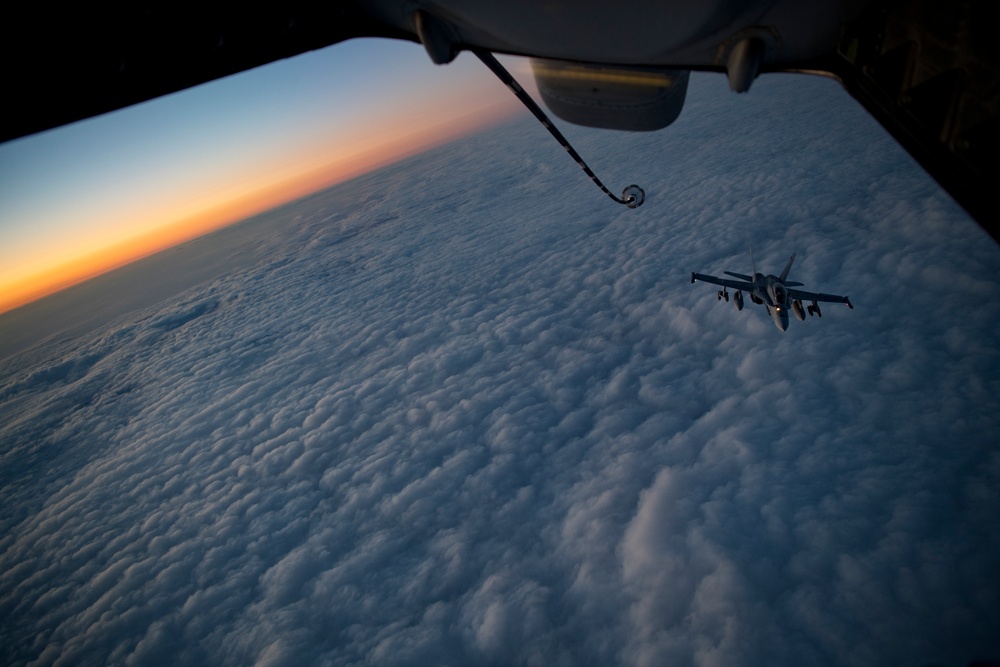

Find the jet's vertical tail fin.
xmin=779 ymin=252 xmax=796 ymax=282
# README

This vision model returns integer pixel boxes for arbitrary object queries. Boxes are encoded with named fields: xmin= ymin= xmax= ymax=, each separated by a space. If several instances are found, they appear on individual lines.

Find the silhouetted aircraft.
xmin=691 ymin=252 xmax=853 ymax=331
xmin=2 ymin=0 xmax=996 ymax=238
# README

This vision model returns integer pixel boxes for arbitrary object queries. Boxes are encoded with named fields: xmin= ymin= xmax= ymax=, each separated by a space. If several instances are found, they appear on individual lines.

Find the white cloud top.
xmin=2 ymin=74 xmax=998 ymax=667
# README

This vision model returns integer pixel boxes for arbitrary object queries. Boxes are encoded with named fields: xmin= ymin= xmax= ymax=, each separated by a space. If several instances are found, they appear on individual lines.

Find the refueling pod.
xmin=531 ymin=59 xmax=690 ymax=131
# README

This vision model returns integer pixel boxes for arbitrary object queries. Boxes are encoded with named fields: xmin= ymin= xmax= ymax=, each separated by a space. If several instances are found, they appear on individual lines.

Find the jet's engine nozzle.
xmin=733 ymin=290 xmax=744 ymax=311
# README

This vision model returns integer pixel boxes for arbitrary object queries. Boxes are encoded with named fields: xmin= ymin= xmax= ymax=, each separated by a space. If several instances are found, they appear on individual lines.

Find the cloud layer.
xmin=2 ymin=73 xmax=999 ymax=667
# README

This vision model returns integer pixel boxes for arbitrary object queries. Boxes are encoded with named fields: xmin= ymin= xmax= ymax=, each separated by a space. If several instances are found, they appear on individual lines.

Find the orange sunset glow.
xmin=0 ymin=41 xmax=523 ymax=315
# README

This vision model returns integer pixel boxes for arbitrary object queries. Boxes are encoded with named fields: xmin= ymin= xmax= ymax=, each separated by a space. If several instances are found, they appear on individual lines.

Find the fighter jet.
xmin=691 ymin=252 xmax=853 ymax=331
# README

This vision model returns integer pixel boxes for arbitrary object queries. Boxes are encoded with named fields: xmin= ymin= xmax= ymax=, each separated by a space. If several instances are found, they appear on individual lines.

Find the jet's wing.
xmin=787 ymin=287 xmax=854 ymax=308
xmin=691 ymin=272 xmax=754 ymax=291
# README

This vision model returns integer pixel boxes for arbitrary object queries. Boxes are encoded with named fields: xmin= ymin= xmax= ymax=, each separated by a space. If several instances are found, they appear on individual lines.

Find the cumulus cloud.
xmin=2 ymin=74 xmax=999 ymax=667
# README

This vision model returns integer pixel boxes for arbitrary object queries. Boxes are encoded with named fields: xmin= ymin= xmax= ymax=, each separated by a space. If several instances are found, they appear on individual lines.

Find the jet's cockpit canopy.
xmin=771 ymin=284 xmax=787 ymax=305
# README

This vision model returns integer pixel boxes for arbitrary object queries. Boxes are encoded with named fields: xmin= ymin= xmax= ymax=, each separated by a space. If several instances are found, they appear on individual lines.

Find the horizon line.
xmin=0 ymin=106 xmax=520 ymax=317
